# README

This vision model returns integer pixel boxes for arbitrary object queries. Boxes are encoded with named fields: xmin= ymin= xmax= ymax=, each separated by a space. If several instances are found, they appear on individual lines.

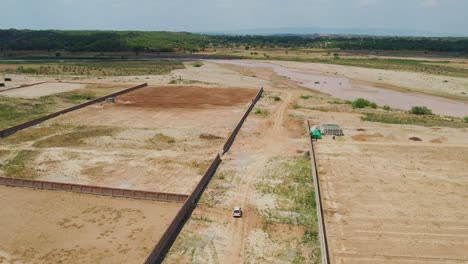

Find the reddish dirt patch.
xmin=351 ymin=133 xmax=384 ymax=141
xmin=430 ymin=136 xmax=447 ymax=143
xmin=115 ymin=86 xmax=258 ymax=109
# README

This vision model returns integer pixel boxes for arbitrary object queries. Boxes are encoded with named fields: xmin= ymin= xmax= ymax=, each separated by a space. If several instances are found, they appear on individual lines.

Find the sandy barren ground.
xmin=165 ymin=65 xmax=321 ymax=264
xmin=308 ymin=111 xmax=468 ymax=263
xmin=0 ymin=85 xmax=258 ymax=195
xmin=0 ymin=82 xmax=85 ymax=98
xmin=165 ymin=61 xmax=468 ymax=264
xmin=268 ymin=60 xmax=468 ymax=100
xmin=0 ymin=186 xmax=181 ymax=264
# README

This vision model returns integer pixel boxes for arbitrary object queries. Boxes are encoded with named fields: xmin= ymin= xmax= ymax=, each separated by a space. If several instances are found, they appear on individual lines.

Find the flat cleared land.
xmin=0 ymin=83 xmax=131 ymax=129
xmin=0 ymin=82 xmax=85 ymax=98
xmin=0 ymin=186 xmax=180 ymax=264
xmin=312 ymin=112 xmax=468 ymax=263
xmin=0 ymin=85 xmax=257 ymax=194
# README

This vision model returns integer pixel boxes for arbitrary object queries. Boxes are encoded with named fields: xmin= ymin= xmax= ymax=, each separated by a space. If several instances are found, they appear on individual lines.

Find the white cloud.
xmin=421 ymin=0 xmax=438 ymax=7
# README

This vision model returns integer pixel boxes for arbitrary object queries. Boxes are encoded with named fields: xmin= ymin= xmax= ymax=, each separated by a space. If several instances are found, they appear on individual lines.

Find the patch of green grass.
xmin=362 ymin=112 xmax=468 ymax=128
xmin=258 ymin=156 xmax=318 ymax=241
xmin=63 ymin=93 xmax=97 ymax=101
xmin=410 ymin=105 xmax=433 ymax=115
xmin=1 ymin=61 xmax=185 ymax=76
xmin=34 ymin=126 xmax=118 ymax=148
xmin=299 ymin=95 xmax=312 ymax=100
xmin=0 ymin=150 xmax=39 ymax=178
xmin=191 ymin=216 xmax=213 ymax=223
xmin=254 ymin=108 xmax=270 ymax=117
xmin=0 ymin=97 xmax=48 ymax=130
xmin=168 ymin=79 xmax=177 ymax=84
xmin=149 ymin=133 xmax=176 ymax=144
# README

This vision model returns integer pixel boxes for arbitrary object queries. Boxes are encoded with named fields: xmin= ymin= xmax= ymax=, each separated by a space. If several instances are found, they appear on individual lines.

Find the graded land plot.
xmin=311 ymin=111 xmax=468 ymax=263
xmin=0 ymin=85 xmax=258 ymax=194
xmin=165 ymin=66 xmax=322 ymax=264
xmin=0 ymin=82 xmax=85 ymax=98
xmin=0 ymin=83 xmax=131 ymax=129
xmin=0 ymin=186 xmax=181 ymax=264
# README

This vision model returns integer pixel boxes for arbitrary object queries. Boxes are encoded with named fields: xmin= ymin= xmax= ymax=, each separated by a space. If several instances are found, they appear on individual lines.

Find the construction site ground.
xmin=0 ymin=186 xmax=181 ymax=264
xmin=0 ymin=85 xmax=257 ymax=194
xmin=1 ymin=60 xmax=467 ymax=264
xmin=164 ymin=61 xmax=468 ymax=264
xmin=313 ymin=111 xmax=468 ymax=263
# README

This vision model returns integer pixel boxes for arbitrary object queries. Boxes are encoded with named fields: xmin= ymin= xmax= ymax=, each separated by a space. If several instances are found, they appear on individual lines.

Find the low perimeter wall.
xmin=144 ymin=87 xmax=264 ymax=264
xmin=0 ymin=83 xmax=148 ymax=138
xmin=222 ymin=87 xmax=263 ymax=154
xmin=144 ymin=154 xmax=222 ymax=264
xmin=306 ymin=120 xmax=330 ymax=264
xmin=0 ymin=177 xmax=187 ymax=203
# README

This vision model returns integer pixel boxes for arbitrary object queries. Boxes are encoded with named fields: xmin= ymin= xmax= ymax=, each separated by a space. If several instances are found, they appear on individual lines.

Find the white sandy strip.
xmin=1 ymin=82 xmax=85 ymax=98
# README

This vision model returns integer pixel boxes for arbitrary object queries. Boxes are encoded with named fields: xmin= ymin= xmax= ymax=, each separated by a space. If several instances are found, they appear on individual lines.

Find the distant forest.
xmin=0 ymin=29 xmax=467 ymax=53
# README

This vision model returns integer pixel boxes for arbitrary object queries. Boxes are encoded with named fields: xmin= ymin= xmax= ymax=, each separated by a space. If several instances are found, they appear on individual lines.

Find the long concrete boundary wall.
xmin=222 ymin=87 xmax=263 ymax=154
xmin=144 ymin=87 xmax=264 ymax=264
xmin=306 ymin=120 xmax=330 ymax=264
xmin=0 ymin=83 xmax=148 ymax=138
xmin=0 ymin=177 xmax=187 ymax=203
xmin=144 ymin=154 xmax=222 ymax=264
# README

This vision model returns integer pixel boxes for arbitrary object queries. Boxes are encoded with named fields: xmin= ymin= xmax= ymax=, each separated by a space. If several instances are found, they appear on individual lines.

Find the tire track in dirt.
xmin=223 ymin=87 xmax=294 ymax=263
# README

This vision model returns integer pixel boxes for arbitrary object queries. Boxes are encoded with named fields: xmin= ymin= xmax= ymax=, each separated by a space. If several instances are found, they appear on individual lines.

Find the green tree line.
xmin=0 ymin=29 xmax=466 ymax=53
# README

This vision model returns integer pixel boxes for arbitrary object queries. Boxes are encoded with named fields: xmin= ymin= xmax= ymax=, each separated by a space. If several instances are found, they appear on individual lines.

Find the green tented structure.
xmin=310 ymin=129 xmax=322 ymax=139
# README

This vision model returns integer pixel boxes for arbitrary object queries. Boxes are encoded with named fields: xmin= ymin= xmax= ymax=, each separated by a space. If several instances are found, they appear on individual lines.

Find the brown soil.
xmin=430 ymin=136 xmax=448 ymax=144
xmin=0 ymin=186 xmax=180 ymax=264
xmin=351 ymin=133 xmax=384 ymax=141
xmin=0 ymin=85 xmax=257 ymax=195
xmin=116 ymin=86 xmax=257 ymax=109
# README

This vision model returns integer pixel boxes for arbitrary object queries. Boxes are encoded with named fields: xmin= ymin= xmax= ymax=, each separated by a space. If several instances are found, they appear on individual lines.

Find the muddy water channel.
xmin=212 ymin=60 xmax=468 ymax=117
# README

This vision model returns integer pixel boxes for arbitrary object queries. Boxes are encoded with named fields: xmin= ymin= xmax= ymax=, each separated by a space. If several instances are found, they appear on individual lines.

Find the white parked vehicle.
xmin=232 ymin=207 xmax=242 ymax=217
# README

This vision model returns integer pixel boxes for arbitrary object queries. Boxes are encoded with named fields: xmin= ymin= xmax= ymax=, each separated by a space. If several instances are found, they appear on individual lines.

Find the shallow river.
xmin=210 ymin=60 xmax=468 ymax=118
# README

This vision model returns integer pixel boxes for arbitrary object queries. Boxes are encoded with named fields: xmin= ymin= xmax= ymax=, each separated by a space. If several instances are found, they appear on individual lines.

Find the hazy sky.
xmin=1 ymin=0 xmax=467 ymax=36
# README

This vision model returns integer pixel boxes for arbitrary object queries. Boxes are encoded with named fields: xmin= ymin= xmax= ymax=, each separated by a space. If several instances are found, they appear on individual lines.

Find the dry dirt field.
xmin=1 ymin=58 xmax=467 ymax=264
xmin=311 ymin=111 xmax=468 ymax=264
xmin=0 ymin=82 xmax=85 ymax=98
xmin=0 ymin=85 xmax=258 ymax=194
xmin=164 ymin=60 xmax=468 ymax=264
xmin=0 ymin=185 xmax=181 ymax=264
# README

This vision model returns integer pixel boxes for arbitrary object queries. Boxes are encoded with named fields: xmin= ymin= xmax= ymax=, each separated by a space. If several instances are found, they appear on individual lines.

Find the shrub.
xmin=410 ymin=106 xmax=432 ymax=115
xmin=16 ymin=66 xmax=37 ymax=74
xmin=300 ymin=95 xmax=312 ymax=100
xmin=273 ymin=96 xmax=281 ymax=101
xmin=192 ymin=62 xmax=203 ymax=67
xmin=254 ymin=108 xmax=269 ymax=116
xmin=351 ymin=98 xmax=377 ymax=109
xmin=464 ymin=116 xmax=468 ymax=123
xmin=383 ymin=105 xmax=391 ymax=111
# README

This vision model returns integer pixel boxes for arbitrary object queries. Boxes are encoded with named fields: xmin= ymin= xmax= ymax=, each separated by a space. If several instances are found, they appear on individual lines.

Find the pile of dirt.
xmin=430 ymin=136 xmax=447 ymax=144
xmin=351 ymin=133 xmax=384 ymax=141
